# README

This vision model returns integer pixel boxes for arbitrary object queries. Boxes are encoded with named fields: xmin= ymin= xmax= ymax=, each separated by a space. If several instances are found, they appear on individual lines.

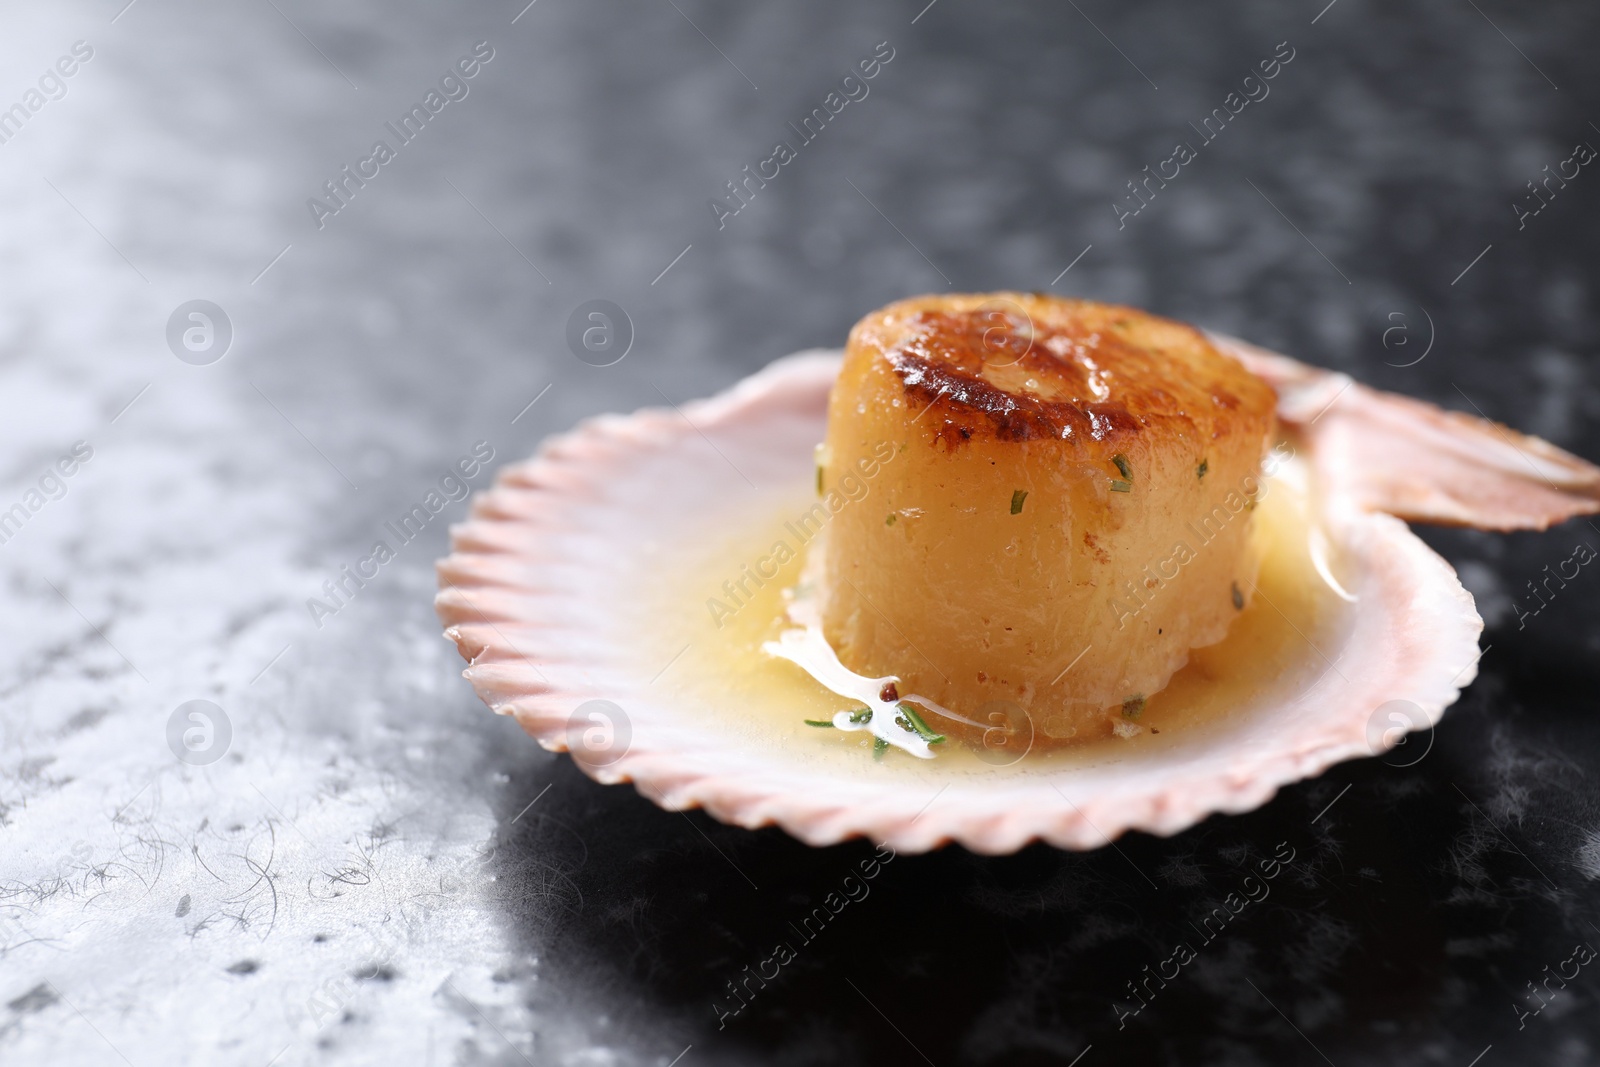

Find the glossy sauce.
xmin=636 ymin=449 xmax=1353 ymax=778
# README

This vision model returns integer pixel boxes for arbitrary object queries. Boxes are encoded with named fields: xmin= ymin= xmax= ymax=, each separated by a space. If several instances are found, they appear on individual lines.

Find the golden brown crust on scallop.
xmin=848 ymin=293 xmax=1277 ymax=457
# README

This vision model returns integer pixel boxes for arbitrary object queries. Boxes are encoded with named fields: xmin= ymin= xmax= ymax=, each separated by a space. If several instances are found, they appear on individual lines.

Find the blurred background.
xmin=2 ymin=1 xmax=1598 ymax=1064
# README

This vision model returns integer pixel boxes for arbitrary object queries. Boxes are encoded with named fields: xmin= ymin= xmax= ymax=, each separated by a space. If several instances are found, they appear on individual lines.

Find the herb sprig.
xmin=895 ymin=703 xmax=947 ymax=744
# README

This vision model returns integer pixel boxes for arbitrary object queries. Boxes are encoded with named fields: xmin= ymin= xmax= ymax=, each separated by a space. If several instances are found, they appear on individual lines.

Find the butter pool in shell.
xmin=436 ymin=300 xmax=1600 ymax=854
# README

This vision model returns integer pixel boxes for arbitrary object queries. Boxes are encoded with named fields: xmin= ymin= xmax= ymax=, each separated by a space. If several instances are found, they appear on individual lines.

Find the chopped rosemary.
xmin=1113 ymin=453 xmax=1132 ymax=481
xmin=804 ymin=719 xmax=835 ymax=728
xmin=872 ymin=736 xmax=890 ymax=761
xmin=1231 ymin=582 xmax=1244 ymax=610
xmin=1197 ymin=459 xmax=1208 ymax=480
xmin=886 ymin=513 xmax=897 ymax=526
xmin=897 ymin=703 xmax=947 ymax=744
xmin=847 ymin=707 xmax=873 ymax=724
xmin=1110 ymin=479 xmax=1133 ymax=493
xmin=1010 ymin=489 xmax=1028 ymax=515
xmin=1122 ymin=694 xmax=1146 ymax=719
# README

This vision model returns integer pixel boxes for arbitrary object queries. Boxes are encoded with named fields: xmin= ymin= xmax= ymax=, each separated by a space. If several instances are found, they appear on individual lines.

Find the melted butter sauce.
xmin=638 ymin=452 xmax=1354 ymax=779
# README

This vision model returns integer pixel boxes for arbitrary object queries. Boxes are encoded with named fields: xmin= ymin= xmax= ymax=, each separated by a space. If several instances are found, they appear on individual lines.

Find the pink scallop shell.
xmin=436 ymin=341 xmax=1600 ymax=854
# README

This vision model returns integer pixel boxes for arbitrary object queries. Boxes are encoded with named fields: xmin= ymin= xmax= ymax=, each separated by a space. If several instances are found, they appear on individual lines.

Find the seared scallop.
xmin=817 ymin=293 xmax=1278 ymax=740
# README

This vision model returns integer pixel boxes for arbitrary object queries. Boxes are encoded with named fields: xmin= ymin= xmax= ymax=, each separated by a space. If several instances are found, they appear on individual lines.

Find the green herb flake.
xmin=898 ymin=703 xmax=947 ymax=744
xmin=816 ymin=465 xmax=824 ymax=495
xmin=1197 ymin=459 xmax=1208 ymax=480
xmin=1231 ymin=581 xmax=1244 ymax=611
xmin=1122 ymin=694 xmax=1146 ymax=719
xmin=1010 ymin=489 xmax=1029 ymax=515
xmin=1110 ymin=479 xmax=1133 ymax=493
xmin=847 ymin=707 xmax=873 ymax=725
xmin=804 ymin=718 xmax=835 ymax=728
xmin=1113 ymin=453 xmax=1132 ymax=481
xmin=872 ymin=736 xmax=890 ymax=761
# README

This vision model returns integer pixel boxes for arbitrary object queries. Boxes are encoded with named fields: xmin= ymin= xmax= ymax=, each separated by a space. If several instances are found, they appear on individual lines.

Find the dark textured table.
xmin=2 ymin=1 xmax=1598 ymax=1064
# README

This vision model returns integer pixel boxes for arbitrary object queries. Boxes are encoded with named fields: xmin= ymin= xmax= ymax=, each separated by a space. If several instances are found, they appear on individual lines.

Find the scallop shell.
xmin=436 ymin=340 xmax=1600 ymax=854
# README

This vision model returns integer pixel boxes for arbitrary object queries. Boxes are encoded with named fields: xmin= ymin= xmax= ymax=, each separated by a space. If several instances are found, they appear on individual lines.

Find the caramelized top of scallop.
xmin=845 ymin=293 xmax=1277 ymax=453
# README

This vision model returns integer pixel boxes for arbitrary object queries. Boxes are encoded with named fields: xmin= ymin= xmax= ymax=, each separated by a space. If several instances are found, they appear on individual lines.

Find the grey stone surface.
xmin=1 ymin=0 xmax=1597 ymax=1064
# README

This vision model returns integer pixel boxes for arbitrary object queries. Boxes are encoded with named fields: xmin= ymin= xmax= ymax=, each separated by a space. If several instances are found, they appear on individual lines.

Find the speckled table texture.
xmin=2 ymin=1 xmax=1598 ymax=1064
